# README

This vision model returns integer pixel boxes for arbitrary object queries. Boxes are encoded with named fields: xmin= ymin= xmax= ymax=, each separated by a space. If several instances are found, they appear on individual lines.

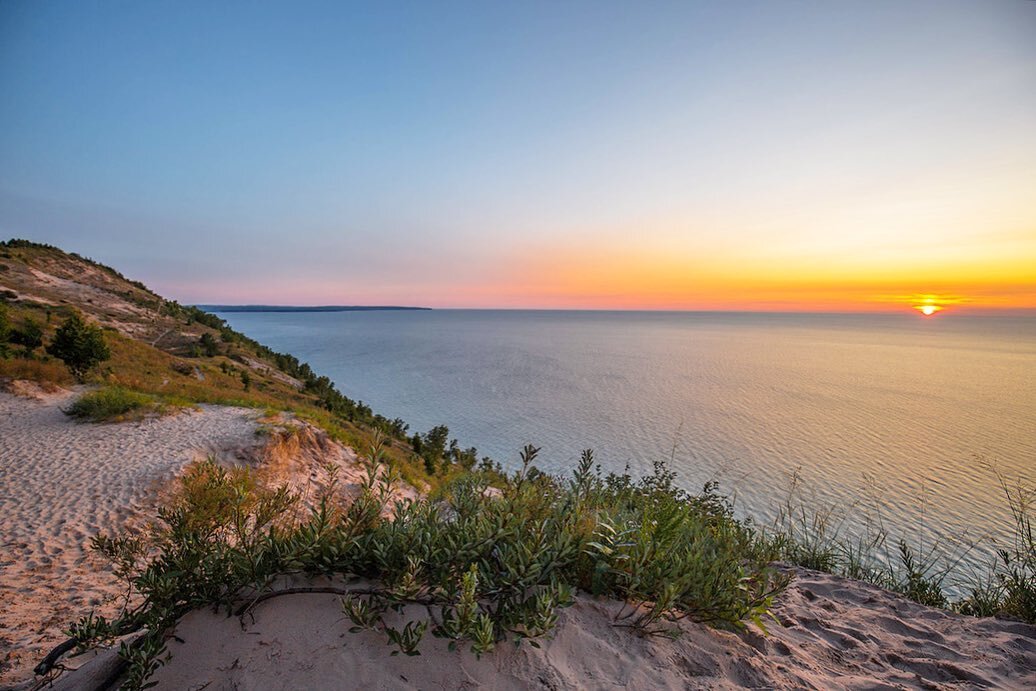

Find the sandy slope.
xmin=0 ymin=390 xmax=262 ymax=685
xmin=145 ymin=568 xmax=1035 ymax=690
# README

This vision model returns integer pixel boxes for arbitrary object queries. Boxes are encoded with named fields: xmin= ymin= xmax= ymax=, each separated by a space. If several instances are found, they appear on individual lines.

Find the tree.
xmin=417 ymin=425 xmax=450 ymax=475
xmin=46 ymin=312 xmax=111 ymax=378
xmin=199 ymin=332 xmax=219 ymax=357
xmin=0 ymin=303 xmax=9 ymax=344
xmin=453 ymin=445 xmax=479 ymax=470
xmin=11 ymin=317 xmax=44 ymax=351
xmin=424 ymin=425 xmax=450 ymax=457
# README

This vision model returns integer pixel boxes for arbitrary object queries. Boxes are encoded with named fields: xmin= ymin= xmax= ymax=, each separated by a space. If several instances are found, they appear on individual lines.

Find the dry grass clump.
xmin=63 ymin=386 xmax=171 ymax=422
xmin=0 ymin=357 xmax=73 ymax=388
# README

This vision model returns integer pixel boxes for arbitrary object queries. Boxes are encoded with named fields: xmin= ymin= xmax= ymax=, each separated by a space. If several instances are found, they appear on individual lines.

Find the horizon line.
xmin=198 ymin=304 xmax=1036 ymax=316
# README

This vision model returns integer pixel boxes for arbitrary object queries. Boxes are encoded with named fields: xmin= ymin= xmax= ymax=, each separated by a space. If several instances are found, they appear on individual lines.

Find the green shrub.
xmin=10 ymin=316 xmax=44 ymax=351
xmin=46 ymin=312 xmax=111 ymax=378
xmin=64 ymin=387 xmax=159 ymax=422
xmin=0 ymin=303 xmax=9 ymax=343
xmin=61 ymin=447 xmax=785 ymax=688
xmin=198 ymin=332 xmax=220 ymax=357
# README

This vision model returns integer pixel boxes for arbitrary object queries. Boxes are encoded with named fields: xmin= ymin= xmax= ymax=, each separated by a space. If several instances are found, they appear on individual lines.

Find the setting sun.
xmin=914 ymin=303 xmax=945 ymax=316
xmin=909 ymin=295 xmax=950 ymax=316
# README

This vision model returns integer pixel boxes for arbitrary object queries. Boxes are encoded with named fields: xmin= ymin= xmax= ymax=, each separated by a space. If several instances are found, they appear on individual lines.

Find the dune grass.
xmin=760 ymin=468 xmax=1036 ymax=622
xmin=0 ymin=357 xmax=73 ymax=388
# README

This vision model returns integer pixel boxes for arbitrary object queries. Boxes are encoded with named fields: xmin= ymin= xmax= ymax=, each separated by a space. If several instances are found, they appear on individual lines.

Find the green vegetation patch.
xmin=47 ymin=312 xmax=111 ymax=379
xmin=64 ymin=387 xmax=165 ymax=423
xmin=54 ymin=447 xmax=785 ymax=688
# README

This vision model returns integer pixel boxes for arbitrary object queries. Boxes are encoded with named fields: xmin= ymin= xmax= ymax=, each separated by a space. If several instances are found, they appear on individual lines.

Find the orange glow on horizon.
xmin=463 ymin=241 xmax=1036 ymax=312
xmin=171 ymin=225 xmax=1036 ymax=312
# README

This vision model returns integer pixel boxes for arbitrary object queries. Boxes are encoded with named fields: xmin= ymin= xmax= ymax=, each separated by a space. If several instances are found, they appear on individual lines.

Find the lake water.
xmin=215 ymin=309 xmax=1036 ymax=581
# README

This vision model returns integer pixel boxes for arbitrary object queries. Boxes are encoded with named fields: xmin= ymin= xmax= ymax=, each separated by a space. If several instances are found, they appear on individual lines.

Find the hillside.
xmin=0 ymin=240 xmax=445 ymax=685
xmin=0 ymin=239 xmax=439 ymax=486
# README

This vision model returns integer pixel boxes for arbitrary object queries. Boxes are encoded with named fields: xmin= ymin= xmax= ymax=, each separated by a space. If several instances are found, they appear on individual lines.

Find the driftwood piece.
xmin=46 ymin=645 xmax=128 ymax=691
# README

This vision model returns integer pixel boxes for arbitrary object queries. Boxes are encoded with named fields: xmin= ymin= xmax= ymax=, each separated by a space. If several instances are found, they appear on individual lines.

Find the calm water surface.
xmin=216 ymin=310 xmax=1036 ymax=578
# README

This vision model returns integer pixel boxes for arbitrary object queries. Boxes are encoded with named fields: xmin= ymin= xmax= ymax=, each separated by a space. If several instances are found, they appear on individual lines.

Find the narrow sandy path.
xmin=0 ymin=390 xmax=261 ymax=686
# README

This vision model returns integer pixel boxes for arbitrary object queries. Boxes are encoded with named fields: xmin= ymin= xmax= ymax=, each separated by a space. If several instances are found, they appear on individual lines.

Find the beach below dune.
xmin=0 ymin=389 xmax=262 ymax=686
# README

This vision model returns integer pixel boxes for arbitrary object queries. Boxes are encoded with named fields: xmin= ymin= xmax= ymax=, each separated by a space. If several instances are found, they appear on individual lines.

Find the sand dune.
xmin=0 ymin=390 xmax=262 ymax=685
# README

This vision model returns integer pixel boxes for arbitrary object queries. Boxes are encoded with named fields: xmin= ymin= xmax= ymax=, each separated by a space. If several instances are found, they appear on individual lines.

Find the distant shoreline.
xmin=197 ymin=305 xmax=432 ymax=313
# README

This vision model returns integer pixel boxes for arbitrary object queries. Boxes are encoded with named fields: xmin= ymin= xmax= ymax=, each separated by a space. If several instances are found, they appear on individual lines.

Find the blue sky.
xmin=2 ymin=1 xmax=1034 ymax=308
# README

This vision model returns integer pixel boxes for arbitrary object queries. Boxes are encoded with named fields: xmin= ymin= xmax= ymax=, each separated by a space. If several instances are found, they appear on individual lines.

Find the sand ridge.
xmin=142 ymin=567 xmax=1036 ymax=690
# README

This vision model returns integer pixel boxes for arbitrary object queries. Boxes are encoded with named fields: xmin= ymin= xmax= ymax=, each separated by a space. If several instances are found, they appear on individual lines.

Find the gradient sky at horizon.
xmin=2 ymin=1 xmax=1035 ymax=311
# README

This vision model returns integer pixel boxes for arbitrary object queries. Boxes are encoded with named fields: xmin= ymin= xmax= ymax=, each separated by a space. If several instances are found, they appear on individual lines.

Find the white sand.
xmin=146 ymin=568 xmax=1035 ymax=690
xmin=0 ymin=390 xmax=262 ymax=685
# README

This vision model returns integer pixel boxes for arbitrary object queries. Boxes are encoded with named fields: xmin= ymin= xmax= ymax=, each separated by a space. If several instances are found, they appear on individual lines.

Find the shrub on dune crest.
xmin=54 ymin=445 xmax=785 ymax=689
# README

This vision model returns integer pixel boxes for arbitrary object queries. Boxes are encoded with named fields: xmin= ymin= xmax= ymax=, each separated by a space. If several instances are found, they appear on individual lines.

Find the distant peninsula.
xmin=196 ymin=305 xmax=432 ymax=313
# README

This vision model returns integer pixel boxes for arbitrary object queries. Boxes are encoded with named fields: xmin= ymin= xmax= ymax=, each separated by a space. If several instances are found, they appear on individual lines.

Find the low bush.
xmin=64 ymin=387 xmax=160 ymax=422
xmin=198 ymin=332 xmax=220 ymax=357
xmin=10 ymin=317 xmax=44 ymax=351
xmin=0 ymin=303 xmax=9 ymax=343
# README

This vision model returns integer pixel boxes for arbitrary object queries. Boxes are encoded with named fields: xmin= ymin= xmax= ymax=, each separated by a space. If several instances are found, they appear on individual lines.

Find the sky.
xmin=1 ymin=0 xmax=1035 ymax=311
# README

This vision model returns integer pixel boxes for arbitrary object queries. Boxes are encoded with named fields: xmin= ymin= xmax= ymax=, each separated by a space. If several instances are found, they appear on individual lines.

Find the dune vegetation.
xmin=760 ymin=471 xmax=1036 ymax=623
xmin=56 ymin=445 xmax=788 ymax=688
xmin=63 ymin=386 xmax=171 ymax=423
